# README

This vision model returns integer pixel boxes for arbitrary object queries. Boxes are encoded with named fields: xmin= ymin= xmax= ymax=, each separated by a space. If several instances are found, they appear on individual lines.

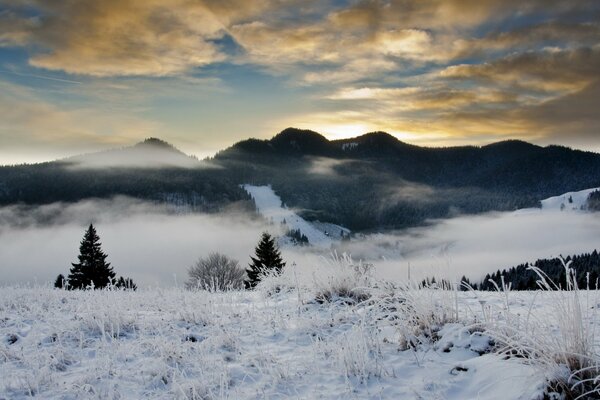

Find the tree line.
xmin=55 ymin=225 xmax=286 ymax=291
xmin=421 ymin=250 xmax=600 ymax=291
xmin=476 ymin=250 xmax=600 ymax=291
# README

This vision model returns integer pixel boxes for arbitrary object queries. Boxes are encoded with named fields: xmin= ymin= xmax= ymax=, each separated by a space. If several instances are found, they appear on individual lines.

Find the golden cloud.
xmin=0 ymin=81 xmax=160 ymax=159
xmin=1 ymin=0 xmax=599 ymax=153
xmin=440 ymin=47 xmax=600 ymax=93
xmin=0 ymin=0 xmax=273 ymax=76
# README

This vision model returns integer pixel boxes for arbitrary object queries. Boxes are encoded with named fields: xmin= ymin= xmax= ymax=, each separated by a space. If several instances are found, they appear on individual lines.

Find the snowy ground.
xmin=242 ymin=185 xmax=349 ymax=248
xmin=540 ymin=187 xmax=600 ymax=212
xmin=515 ymin=187 xmax=600 ymax=215
xmin=2 ymin=270 xmax=597 ymax=399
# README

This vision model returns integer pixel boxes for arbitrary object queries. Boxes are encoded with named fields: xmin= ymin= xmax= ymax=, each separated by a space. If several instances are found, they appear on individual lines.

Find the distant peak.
xmin=136 ymin=137 xmax=175 ymax=149
xmin=339 ymin=131 xmax=411 ymax=148
xmin=272 ymin=127 xmax=328 ymax=142
xmin=482 ymin=139 xmax=539 ymax=150
xmin=361 ymin=131 xmax=399 ymax=141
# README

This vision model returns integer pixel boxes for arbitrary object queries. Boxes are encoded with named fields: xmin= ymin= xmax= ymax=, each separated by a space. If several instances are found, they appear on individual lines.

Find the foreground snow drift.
xmin=0 ymin=286 xmax=561 ymax=400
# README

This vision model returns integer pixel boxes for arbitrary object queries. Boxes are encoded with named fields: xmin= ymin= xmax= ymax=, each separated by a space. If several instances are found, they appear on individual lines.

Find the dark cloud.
xmin=442 ymin=47 xmax=600 ymax=91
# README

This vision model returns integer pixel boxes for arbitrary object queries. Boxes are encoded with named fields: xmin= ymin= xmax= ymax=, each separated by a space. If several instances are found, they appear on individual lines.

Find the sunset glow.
xmin=0 ymin=0 xmax=599 ymax=163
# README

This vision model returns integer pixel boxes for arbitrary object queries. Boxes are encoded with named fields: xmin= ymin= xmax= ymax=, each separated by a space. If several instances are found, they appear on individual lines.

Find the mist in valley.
xmin=1 ymin=196 xmax=599 ymax=287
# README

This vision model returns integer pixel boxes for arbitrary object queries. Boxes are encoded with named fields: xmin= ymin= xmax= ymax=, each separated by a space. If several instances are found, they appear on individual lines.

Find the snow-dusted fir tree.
xmin=54 ymin=274 xmax=65 ymax=289
xmin=68 ymin=224 xmax=115 ymax=289
xmin=245 ymin=232 xmax=286 ymax=289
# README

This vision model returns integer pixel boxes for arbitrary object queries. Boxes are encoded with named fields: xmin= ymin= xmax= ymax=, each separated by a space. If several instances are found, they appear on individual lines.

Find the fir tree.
xmin=54 ymin=274 xmax=65 ymax=289
xmin=245 ymin=232 xmax=286 ymax=289
xmin=68 ymin=224 xmax=115 ymax=289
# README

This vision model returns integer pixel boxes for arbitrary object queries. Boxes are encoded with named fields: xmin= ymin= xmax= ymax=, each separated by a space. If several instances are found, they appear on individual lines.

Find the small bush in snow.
xmin=185 ymin=253 xmax=245 ymax=292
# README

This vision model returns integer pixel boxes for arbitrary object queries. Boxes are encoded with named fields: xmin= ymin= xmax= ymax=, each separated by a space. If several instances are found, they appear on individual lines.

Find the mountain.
xmin=63 ymin=137 xmax=201 ymax=169
xmin=0 ymin=139 xmax=251 ymax=212
xmin=2 ymin=128 xmax=600 ymax=230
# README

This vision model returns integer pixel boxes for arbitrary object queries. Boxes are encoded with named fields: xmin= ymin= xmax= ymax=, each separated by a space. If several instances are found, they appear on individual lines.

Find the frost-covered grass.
xmin=467 ymin=262 xmax=600 ymax=399
xmin=1 ymin=261 xmax=599 ymax=399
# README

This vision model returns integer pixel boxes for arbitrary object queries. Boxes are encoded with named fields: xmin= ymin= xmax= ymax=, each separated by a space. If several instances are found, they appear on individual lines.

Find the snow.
xmin=242 ymin=184 xmax=349 ymax=248
xmin=540 ymin=187 xmax=600 ymax=212
xmin=0 ymin=286 xmax=561 ymax=400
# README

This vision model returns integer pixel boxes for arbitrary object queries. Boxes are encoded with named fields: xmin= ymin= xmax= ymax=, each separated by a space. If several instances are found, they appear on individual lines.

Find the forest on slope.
xmin=2 ymin=128 xmax=600 ymax=231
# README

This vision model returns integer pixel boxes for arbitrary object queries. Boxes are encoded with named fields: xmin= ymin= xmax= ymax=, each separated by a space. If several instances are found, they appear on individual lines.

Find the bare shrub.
xmin=185 ymin=253 xmax=245 ymax=292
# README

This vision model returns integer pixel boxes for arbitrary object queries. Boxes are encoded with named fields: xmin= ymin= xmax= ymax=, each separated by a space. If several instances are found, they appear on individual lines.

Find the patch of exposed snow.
xmin=242 ymin=184 xmax=349 ymax=248
xmin=514 ymin=187 xmax=600 ymax=215
xmin=541 ymin=187 xmax=600 ymax=212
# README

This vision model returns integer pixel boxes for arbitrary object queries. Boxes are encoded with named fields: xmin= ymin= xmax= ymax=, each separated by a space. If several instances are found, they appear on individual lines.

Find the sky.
xmin=0 ymin=0 xmax=599 ymax=164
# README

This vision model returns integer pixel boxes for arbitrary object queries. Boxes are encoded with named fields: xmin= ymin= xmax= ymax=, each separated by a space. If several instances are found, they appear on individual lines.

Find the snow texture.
xmin=242 ymin=185 xmax=349 ymax=248
xmin=0 ymin=287 xmax=555 ymax=400
xmin=540 ymin=187 xmax=600 ymax=212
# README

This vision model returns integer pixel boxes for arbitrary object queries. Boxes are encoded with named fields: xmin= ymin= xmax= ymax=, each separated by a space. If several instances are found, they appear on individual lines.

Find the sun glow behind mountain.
xmin=0 ymin=1 xmax=599 ymax=163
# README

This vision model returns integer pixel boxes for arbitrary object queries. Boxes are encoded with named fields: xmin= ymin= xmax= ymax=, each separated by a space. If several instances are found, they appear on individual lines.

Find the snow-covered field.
xmin=2 ymin=261 xmax=598 ymax=399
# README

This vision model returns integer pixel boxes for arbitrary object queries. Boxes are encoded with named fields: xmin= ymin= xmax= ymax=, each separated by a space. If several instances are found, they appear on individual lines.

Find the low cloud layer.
xmin=1 ymin=197 xmax=599 ymax=288
xmin=0 ymin=198 xmax=267 ymax=286
xmin=333 ymin=210 xmax=600 ymax=283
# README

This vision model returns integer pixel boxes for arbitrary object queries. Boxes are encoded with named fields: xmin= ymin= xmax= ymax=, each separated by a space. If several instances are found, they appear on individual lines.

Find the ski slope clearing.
xmin=242 ymin=184 xmax=349 ymax=248
xmin=0 ymin=286 xmax=555 ymax=400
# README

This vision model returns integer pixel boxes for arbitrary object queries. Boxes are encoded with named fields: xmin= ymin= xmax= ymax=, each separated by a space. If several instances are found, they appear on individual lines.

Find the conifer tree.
xmin=68 ymin=224 xmax=115 ymax=289
xmin=54 ymin=274 xmax=65 ymax=289
xmin=245 ymin=232 xmax=286 ymax=289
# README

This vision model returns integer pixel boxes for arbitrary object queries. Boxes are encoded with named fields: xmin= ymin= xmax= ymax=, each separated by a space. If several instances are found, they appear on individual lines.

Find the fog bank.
xmin=1 ymin=199 xmax=599 ymax=287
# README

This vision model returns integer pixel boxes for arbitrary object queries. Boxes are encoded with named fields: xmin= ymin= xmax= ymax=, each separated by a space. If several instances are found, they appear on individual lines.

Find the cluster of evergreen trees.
xmin=55 ymin=224 xmax=136 ymax=290
xmin=588 ymin=190 xmax=600 ymax=211
xmin=57 ymin=224 xmax=286 ymax=291
xmin=420 ymin=251 xmax=600 ymax=291
xmin=285 ymin=228 xmax=309 ymax=245
xmin=477 ymin=251 xmax=600 ymax=291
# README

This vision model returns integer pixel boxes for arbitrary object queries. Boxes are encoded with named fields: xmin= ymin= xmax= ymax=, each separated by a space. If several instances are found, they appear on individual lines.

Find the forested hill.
xmin=0 ymin=138 xmax=253 ymax=213
xmin=2 ymin=128 xmax=600 ymax=231
xmin=214 ymin=128 xmax=600 ymax=229
xmin=217 ymin=128 xmax=600 ymax=192
xmin=477 ymin=250 xmax=600 ymax=290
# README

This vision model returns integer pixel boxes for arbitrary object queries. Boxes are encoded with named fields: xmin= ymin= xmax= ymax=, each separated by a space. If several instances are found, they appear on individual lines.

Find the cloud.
xmin=306 ymin=157 xmax=357 ymax=177
xmin=453 ymin=21 xmax=600 ymax=59
xmin=1 ymin=0 xmax=232 ymax=76
xmin=440 ymin=47 xmax=600 ymax=93
xmin=330 ymin=209 xmax=600 ymax=283
xmin=1 ymin=0 xmax=600 ymax=153
xmin=0 ymin=197 xmax=268 ymax=286
xmin=3 ymin=196 xmax=599 ymax=288
xmin=0 ymin=80 xmax=161 ymax=164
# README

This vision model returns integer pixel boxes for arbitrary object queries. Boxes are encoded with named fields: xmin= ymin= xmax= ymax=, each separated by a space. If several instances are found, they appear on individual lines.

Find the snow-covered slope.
xmin=513 ymin=187 xmax=600 ymax=215
xmin=540 ymin=187 xmax=600 ymax=212
xmin=0 ymin=286 xmax=557 ymax=399
xmin=242 ymin=184 xmax=349 ymax=248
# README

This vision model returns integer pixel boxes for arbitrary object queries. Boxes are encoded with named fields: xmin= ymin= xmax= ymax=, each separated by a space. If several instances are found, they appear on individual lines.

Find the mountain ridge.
xmin=2 ymin=128 xmax=600 ymax=231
